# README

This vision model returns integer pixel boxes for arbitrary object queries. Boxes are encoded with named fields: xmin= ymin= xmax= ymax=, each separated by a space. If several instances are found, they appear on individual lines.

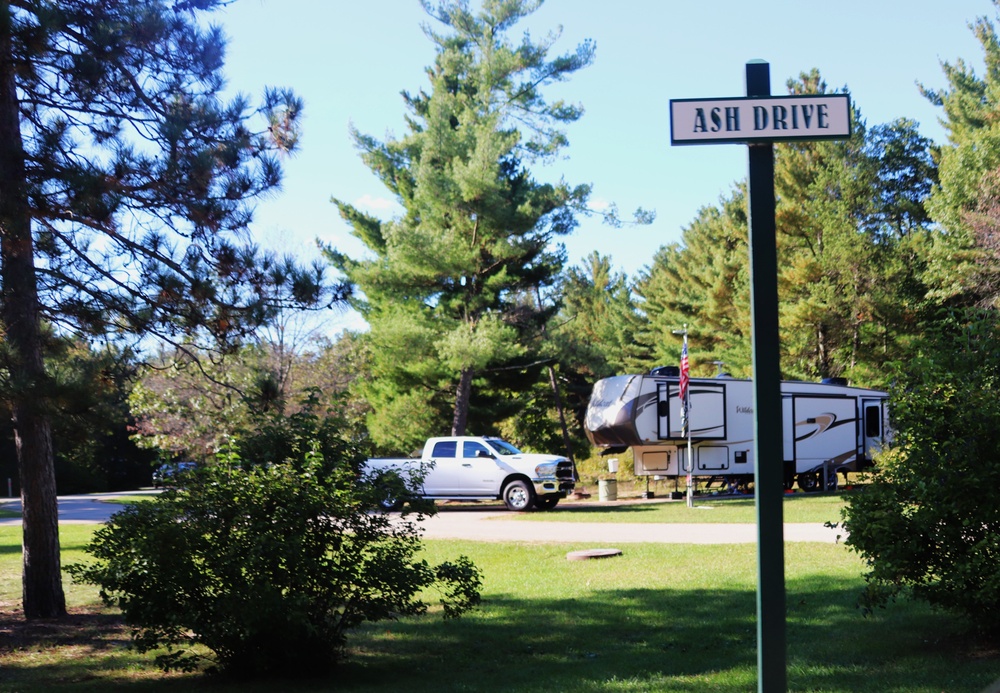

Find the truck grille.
xmin=557 ymin=460 xmax=576 ymax=490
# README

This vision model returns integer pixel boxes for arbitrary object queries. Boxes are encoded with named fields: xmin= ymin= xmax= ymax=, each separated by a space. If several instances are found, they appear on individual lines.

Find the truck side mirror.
xmin=476 ymin=450 xmax=494 ymax=459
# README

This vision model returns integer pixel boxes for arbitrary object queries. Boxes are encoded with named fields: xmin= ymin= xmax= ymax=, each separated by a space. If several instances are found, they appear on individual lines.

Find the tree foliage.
xmin=633 ymin=73 xmax=935 ymax=385
xmin=843 ymin=312 xmax=1000 ymax=634
xmin=0 ymin=334 xmax=155 ymax=493
xmin=326 ymin=0 xmax=598 ymax=452
xmin=69 ymin=443 xmax=481 ymax=678
xmin=558 ymin=251 xmax=648 ymax=378
xmin=1 ymin=0 xmax=345 ymax=618
xmin=130 ymin=329 xmax=371 ymax=462
xmin=635 ymin=188 xmax=752 ymax=377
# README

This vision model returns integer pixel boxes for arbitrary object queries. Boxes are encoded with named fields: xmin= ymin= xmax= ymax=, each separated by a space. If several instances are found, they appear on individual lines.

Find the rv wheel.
xmin=797 ymin=473 xmax=820 ymax=492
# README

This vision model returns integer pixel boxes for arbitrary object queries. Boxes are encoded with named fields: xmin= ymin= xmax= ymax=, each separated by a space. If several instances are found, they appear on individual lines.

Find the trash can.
xmin=598 ymin=478 xmax=618 ymax=502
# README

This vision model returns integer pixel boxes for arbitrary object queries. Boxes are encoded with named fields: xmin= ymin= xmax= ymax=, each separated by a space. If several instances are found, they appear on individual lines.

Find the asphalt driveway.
xmin=0 ymin=493 xmax=843 ymax=544
xmin=412 ymin=503 xmax=842 ymax=544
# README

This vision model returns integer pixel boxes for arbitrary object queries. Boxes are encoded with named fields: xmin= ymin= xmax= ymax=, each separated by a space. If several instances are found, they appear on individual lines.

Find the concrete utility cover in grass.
xmin=566 ymin=548 xmax=623 ymax=561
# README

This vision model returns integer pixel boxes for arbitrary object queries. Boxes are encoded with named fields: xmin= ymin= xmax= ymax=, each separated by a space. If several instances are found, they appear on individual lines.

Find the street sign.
xmin=670 ymin=93 xmax=851 ymax=145
xmin=668 ymin=62 xmax=854 ymax=692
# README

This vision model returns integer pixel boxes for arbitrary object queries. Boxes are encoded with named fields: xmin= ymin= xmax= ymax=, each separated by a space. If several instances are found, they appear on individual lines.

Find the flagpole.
xmin=684 ymin=331 xmax=693 ymax=509
xmin=673 ymin=326 xmax=694 ymax=508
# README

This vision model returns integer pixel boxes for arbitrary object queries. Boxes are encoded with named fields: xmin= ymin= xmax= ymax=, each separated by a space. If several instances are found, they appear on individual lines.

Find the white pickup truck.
xmin=364 ymin=436 xmax=576 ymax=512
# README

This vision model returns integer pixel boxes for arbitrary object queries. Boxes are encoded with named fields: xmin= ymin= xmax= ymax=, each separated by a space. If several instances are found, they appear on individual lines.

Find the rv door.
xmin=861 ymin=398 xmax=885 ymax=459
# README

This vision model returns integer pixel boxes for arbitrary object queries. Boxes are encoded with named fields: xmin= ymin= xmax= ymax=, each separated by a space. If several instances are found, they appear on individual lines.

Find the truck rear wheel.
xmin=502 ymin=479 xmax=535 ymax=511
xmin=378 ymin=489 xmax=404 ymax=512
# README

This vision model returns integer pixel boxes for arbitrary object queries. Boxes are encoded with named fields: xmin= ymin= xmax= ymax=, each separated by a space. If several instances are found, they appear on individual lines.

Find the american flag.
xmin=679 ymin=341 xmax=690 ymax=400
xmin=679 ymin=340 xmax=690 ymax=436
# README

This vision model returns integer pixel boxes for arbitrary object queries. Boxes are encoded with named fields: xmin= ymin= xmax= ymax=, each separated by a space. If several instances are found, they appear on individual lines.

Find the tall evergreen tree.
xmin=921 ymin=1 xmax=1000 ymax=307
xmin=775 ymin=72 xmax=935 ymax=381
xmin=635 ymin=72 xmax=934 ymax=386
xmin=558 ymin=251 xmax=646 ymax=378
xmin=635 ymin=187 xmax=752 ymax=377
xmin=0 ymin=1 xmax=336 ymax=619
xmin=327 ymin=0 xmax=597 ymax=452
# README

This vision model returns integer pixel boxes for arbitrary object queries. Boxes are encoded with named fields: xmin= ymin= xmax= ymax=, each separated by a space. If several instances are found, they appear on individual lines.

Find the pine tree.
xmin=635 ymin=72 xmax=934 ymax=386
xmin=328 ymin=0 xmax=595 ymax=451
xmin=558 ymin=252 xmax=647 ymax=377
xmin=921 ymin=4 xmax=1000 ymax=307
xmin=0 ymin=1 xmax=336 ymax=619
xmin=635 ymin=187 xmax=752 ymax=377
xmin=775 ymin=72 xmax=934 ymax=381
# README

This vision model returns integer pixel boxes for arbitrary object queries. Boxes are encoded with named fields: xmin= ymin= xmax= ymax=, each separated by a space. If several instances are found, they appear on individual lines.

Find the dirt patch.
xmin=0 ymin=605 xmax=128 ymax=654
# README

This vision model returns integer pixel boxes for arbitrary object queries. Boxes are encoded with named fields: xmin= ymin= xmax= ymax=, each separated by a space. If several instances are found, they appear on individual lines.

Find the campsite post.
xmin=745 ymin=59 xmax=786 ymax=693
xmin=668 ymin=59 xmax=851 ymax=692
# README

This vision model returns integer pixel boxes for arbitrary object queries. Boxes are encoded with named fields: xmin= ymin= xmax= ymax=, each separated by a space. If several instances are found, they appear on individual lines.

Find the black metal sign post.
xmin=744 ymin=59 xmax=786 ymax=693
xmin=669 ymin=60 xmax=852 ymax=693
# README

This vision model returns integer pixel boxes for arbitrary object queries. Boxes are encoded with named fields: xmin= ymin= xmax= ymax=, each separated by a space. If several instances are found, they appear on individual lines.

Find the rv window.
xmin=864 ymin=405 xmax=881 ymax=438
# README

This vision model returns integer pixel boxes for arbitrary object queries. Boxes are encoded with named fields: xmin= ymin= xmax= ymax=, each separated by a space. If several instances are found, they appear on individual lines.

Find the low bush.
xmin=67 ymin=444 xmax=481 ymax=678
xmin=842 ymin=312 xmax=1000 ymax=636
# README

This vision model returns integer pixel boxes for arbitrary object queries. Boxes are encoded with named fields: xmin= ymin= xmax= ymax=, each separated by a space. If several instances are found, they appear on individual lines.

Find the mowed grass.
xmin=0 ymin=525 xmax=998 ymax=691
xmin=517 ymin=491 xmax=851 ymax=525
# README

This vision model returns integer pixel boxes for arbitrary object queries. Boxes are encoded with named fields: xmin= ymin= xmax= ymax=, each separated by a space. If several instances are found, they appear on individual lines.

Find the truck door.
xmin=424 ymin=440 xmax=468 ymax=496
xmin=457 ymin=440 xmax=501 ymax=495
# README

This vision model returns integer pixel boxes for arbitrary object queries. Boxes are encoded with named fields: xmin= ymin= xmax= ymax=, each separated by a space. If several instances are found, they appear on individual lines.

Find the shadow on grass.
xmin=338 ymin=577 xmax=999 ymax=693
xmin=0 ymin=609 xmax=124 ymax=651
xmin=0 ymin=572 xmax=996 ymax=692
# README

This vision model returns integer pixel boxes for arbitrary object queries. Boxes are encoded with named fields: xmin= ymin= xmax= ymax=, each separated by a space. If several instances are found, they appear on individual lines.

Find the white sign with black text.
xmin=670 ymin=94 xmax=851 ymax=145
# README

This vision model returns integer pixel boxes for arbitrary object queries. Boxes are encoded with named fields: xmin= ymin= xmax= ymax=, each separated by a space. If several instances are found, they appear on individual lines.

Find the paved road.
xmin=0 ymin=490 xmax=160 ymax=526
xmin=412 ymin=505 xmax=842 ymax=544
xmin=419 ymin=513 xmax=842 ymax=544
xmin=0 ymin=493 xmax=843 ymax=544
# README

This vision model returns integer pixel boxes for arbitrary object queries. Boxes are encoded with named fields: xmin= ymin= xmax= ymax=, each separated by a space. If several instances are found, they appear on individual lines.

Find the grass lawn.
xmin=517 ymin=491 xmax=852 ymax=525
xmin=0 ymin=525 xmax=997 ymax=691
xmin=97 ymin=496 xmax=156 ymax=506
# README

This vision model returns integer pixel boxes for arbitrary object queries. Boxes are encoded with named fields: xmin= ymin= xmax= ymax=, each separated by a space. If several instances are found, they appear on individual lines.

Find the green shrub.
xmin=842 ymin=312 xmax=1000 ymax=635
xmin=67 ymin=444 xmax=481 ymax=678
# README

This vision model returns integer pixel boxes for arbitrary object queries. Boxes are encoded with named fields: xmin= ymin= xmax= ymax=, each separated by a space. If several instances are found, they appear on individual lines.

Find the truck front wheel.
xmin=502 ymin=480 xmax=535 ymax=511
xmin=535 ymin=495 xmax=559 ymax=510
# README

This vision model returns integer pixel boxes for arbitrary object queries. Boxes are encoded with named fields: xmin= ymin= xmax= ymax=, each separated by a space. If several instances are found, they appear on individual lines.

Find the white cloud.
xmin=354 ymin=194 xmax=396 ymax=212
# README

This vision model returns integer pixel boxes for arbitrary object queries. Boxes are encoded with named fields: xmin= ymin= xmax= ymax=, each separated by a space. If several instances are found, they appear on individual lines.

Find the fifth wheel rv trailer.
xmin=584 ymin=368 xmax=889 ymax=491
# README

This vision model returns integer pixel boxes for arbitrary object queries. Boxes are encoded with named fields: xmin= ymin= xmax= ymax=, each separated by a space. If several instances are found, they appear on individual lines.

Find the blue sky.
xmin=215 ymin=0 xmax=993 ymax=333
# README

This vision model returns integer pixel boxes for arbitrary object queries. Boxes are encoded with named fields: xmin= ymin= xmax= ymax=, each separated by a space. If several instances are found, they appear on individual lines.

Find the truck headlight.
xmin=535 ymin=463 xmax=558 ymax=478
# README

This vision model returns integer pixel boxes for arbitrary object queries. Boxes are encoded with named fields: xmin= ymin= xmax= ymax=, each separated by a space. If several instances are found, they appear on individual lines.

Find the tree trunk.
xmin=816 ymin=323 xmax=829 ymax=378
xmin=451 ymin=367 xmax=474 ymax=436
xmin=0 ymin=14 xmax=66 ymax=620
xmin=547 ymin=365 xmax=574 ymax=463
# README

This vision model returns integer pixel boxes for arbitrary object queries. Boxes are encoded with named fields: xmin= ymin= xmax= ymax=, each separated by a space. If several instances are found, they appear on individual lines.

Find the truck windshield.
xmin=486 ymin=438 xmax=522 ymax=455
